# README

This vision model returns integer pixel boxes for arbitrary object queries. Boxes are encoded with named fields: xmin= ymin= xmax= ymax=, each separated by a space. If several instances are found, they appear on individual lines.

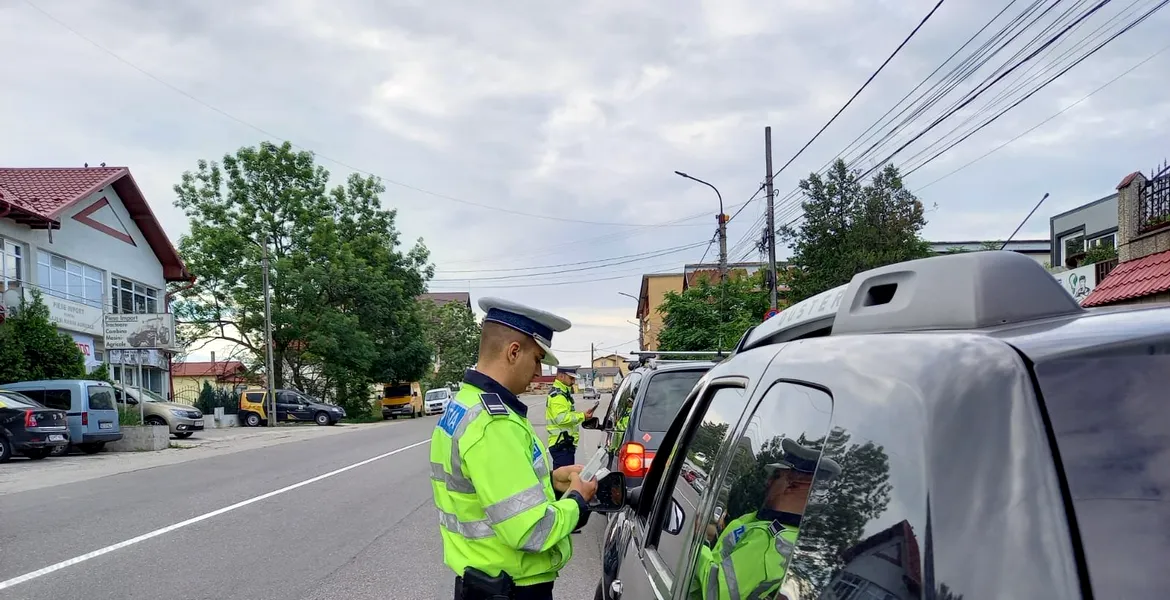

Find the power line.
xmin=765 ymin=0 xmax=948 ymax=185
xmin=431 ymin=241 xmax=707 ymax=282
xmin=914 ymin=40 xmax=1170 ymax=190
xmin=429 ymin=254 xmax=699 ymax=289
xmin=435 ymin=241 xmax=706 ymax=274
xmin=20 ymin=0 xmax=704 ymax=229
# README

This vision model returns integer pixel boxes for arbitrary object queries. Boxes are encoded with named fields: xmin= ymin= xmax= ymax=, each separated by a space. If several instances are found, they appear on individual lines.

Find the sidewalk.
xmin=0 ymin=421 xmax=391 ymax=497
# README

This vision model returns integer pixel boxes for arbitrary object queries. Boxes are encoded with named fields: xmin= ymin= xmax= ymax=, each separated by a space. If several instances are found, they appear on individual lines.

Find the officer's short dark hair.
xmin=480 ymin=321 xmax=534 ymax=358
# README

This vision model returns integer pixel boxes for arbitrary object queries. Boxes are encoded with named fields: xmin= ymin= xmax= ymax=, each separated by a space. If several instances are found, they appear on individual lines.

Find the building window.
xmin=112 ymin=364 xmax=165 ymax=395
xmin=111 ymin=277 xmax=159 ymax=314
xmin=1 ymin=238 xmax=22 ymax=292
xmin=36 ymin=252 xmax=103 ymax=308
xmin=1088 ymin=232 xmax=1116 ymax=250
xmin=1059 ymin=231 xmax=1085 ymax=267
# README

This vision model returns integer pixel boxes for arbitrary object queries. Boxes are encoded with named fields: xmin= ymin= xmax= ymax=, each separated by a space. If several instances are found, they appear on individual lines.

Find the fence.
xmin=1139 ymin=172 xmax=1170 ymax=233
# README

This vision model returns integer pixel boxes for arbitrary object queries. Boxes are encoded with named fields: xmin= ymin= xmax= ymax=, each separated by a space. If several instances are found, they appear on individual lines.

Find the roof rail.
xmin=628 ymin=350 xmax=724 ymax=368
xmin=740 ymin=251 xmax=1084 ymax=352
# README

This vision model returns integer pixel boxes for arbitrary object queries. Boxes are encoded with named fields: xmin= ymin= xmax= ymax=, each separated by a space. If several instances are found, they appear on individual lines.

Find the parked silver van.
xmin=2 ymin=380 xmax=123 ymax=454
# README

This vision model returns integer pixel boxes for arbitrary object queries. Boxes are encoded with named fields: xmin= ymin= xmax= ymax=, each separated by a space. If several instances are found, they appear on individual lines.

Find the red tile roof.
xmin=1082 ymin=249 xmax=1170 ymax=307
xmin=170 ymin=360 xmax=248 ymax=379
xmin=0 ymin=167 xmax=192 ymax=282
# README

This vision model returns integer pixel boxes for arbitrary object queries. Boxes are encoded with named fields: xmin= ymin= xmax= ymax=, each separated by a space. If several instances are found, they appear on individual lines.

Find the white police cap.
xmin=765 ymin=437 xmax=842 ymax=481
xmin=478 ymin=297 xmax=572 ymax=366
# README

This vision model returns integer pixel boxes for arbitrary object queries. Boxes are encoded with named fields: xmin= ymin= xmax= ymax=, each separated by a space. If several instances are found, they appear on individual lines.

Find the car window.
xmin=425 ymin=389 xmax=447 ymax=401
xmin=0 ymin=391 xmax=44 ymax=409
xmin=608 ymin=370 xmax=641 ymax=425
xmin=682 ymin=381 xmax=834 ymax=600
xmin=1033 ymin=345 xmax=1170 ymax=599
xmin=636 ymin=370 xmax=707 ymax=432
xmin=41 ymin=389 xmax=71 ymax=411
xmin=277 ymin=391 xmax=298 ymax=404
xmin=245 ymin=392 xmax=264 ymax=403
xmin=650 ymin=384 xmax=750 ymax=586
xmin=87 ymin=386 xmax=115 ymax=410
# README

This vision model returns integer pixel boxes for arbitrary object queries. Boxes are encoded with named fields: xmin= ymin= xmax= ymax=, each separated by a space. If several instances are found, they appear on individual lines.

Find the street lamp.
xmin=674 ymin=171 xmax=727 ymax=279
xmin=249 ymin=236 xmax=276 ymax=428
xmin=618 ymin=292 xmax=644 ymax=350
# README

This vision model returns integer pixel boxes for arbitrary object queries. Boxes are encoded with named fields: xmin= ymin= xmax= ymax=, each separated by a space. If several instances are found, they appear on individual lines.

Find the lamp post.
xmin=618 ymin=292 xmax=643 ymax=350
xmin=673 ymin=171 xmax=727 ymax=280
xmin=250 ymin=236 xmax=276 ymax=428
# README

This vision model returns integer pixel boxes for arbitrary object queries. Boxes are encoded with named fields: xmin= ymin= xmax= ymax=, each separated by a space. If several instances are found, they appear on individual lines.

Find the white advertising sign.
xmin=69 ymin=332 xmax=102 ymax=371
xmin=103 ymin=313 xmax=177 ymax=350
xmin=1053 ymin=264 xmax=1097 ymax=304
xmin=22 ymin=288 xmax=103 ymax=335
xmin=108 ymin=348 xmax=168 ymax=370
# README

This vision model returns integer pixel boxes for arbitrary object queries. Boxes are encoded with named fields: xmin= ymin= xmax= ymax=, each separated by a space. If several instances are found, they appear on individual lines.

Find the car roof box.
xmin=743 ymin=251 xmax=1084 ymax=349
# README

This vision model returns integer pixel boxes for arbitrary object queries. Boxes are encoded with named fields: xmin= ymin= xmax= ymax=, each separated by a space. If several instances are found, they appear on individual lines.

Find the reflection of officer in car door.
xmin=695 ymin=438 xmax=842 ymax=600
xmin=545 ymin=366 xmax=594 ymax=470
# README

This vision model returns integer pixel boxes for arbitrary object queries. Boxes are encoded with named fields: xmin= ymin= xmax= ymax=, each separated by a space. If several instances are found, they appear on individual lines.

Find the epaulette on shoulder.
xmin=479 ymin=392 xmax=510 ymax=417
xmin=548 ymin=388 xmax=564 ymax=398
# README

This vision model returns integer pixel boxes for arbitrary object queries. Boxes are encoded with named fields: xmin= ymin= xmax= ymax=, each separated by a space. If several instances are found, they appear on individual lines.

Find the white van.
xmin=422 ymin=388 xmax=452 ymax=416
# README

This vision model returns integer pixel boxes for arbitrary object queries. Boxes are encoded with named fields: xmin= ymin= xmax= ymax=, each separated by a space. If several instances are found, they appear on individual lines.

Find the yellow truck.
xmin=379 ymin=381 xmax=422 ymax=419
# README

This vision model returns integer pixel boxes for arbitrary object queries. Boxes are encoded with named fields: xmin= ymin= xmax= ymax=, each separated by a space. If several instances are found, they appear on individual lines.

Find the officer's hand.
xmin=584 ymin=406 xmax=596 ymax=419
xmin=569 ymin=472 xmax=598 ymax=503
xmin=552 ymin=465 xmax=582 ymax=493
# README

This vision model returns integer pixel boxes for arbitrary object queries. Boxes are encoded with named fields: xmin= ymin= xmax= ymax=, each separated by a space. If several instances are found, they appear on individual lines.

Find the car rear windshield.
xmin=634 ymin=369 xmax=706 ymax=432
xmin=1033 ymin=342 xmax=1170 ymax=598
xmin=87 ymin=386 xmax=116 ymax=410
xmin=385 ymin=384 xmax=412 ymax=397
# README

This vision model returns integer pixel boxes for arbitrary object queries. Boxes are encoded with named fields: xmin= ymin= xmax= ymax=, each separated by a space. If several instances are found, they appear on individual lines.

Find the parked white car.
xmin=582 ymin=387 xmax=601 ymax=400
xmin=423 ymin=388 xmax=452 ymax=415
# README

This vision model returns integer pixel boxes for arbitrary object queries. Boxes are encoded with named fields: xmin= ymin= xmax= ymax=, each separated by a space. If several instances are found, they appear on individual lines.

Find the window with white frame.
xmin=111 ymin=277 xmax=159 ymax=314
xmin=111 ymin=364 xmax=165 ymax=395
xmin=1059 ymin=231 xmax=1086 ymax=267
xmin=0 ymin=237 xmax=22 ymax=291
xmin=36 ymin=252 xmax=103 ymax=308
xmin=1089 ymin=232 xmax=1117 ymax=250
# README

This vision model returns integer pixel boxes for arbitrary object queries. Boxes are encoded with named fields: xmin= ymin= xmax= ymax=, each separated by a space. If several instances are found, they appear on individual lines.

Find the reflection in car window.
xmin=687 ymin=382 xmax=834 ymax=600
xmin=87 ymin=386 xmax=115 ymax=410
xmin=654 ymin=385 xmax=748 ymax=583
xmin=245 ymin=392 xmax=264 ymax=403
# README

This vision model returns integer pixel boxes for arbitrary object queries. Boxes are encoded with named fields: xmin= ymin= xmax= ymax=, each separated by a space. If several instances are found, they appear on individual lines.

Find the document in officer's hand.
xmin=579 ymin=447 xmax=608 ymax=482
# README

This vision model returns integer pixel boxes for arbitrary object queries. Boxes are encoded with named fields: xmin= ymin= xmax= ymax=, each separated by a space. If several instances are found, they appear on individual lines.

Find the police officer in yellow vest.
xmin=431 ymin=297 xmax=599 ymax=600
xmin=545 ymin=367 xmax=595 ymax=470
xmin=695 ymin=438 xmax=842 ymax=600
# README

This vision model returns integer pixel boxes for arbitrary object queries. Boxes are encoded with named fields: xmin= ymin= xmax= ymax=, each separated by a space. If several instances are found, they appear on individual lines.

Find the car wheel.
xmin=244 ymin=412 xmax=262 ymax=427
xmin=174 ymin=432 xmax=194 ymax=439
xmin=23 ymin=448 xmax=52 ymax=460
xmin=79 ymin=443 xmax=105 ymax=455
xmin=145 ymin=416 xmax=167 ymax=427
xmin=315 ymin=412 xmax=331 ymax=426
xmin=50 ymin=445 xmax=68 ymax=456
xmin=0 ymin=437 xmax=11 ymax=463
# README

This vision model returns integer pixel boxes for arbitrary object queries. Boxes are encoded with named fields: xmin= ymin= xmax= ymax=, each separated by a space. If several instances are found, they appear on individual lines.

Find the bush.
xmin=195 ymin=381 xmax=239 ymax=415
xmin=119 ymin=405 xmax=144 ymax=427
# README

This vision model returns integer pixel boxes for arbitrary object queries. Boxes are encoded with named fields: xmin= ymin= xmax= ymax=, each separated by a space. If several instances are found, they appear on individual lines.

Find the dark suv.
xmin=599 ymin=358 xmax=717 ymax=492
xmin=596 ymin=251 xmax=1170 ymax=600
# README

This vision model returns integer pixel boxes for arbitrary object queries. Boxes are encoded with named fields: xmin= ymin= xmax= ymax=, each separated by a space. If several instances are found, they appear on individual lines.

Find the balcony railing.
xmin=1139 ymin=172 xmax=1170 ymax=233
xmin=1095 ymin=258 xmax=1119 ymax=282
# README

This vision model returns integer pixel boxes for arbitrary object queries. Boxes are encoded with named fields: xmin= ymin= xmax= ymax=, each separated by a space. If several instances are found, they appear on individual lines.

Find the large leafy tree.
xmin=657 ymin=272 xmax=770 ymax=352
xmin=0 ymin=290 xmax=86 ymax=384
xmin=781 ymin=159 xmax=932 ymax=303
xmin=171 ymin=141 xmax=433 ymax=413
xmin=419 ymin=300 xmax=481 ymax=389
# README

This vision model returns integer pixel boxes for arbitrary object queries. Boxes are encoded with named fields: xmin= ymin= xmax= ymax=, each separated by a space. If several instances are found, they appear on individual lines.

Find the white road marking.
xmin=0 ymin=438 xmax=431 ymax=591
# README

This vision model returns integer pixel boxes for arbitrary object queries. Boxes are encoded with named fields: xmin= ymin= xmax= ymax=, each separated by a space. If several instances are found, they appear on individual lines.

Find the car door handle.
xmin=610 ymin=579 xmax=622 ymax=599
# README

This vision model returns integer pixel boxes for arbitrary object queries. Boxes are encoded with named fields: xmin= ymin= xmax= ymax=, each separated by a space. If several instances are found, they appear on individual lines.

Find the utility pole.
xmin=261 ymin=237 xmax=276 ymax=428
xmin=765 ymin=126 xmax=778 ymax=310
xmin=590 ymin=342 xmax=595 ymax=389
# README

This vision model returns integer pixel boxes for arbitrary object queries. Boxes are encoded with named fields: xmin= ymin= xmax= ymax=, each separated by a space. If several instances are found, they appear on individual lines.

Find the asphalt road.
xmin=0 ymin=392 xmax=612 ymax=600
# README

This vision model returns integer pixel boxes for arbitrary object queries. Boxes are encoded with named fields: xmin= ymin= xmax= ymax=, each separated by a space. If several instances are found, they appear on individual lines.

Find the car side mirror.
xmin=581 ymin=416 xmax=601 ymax=430
xmin=626 ymin=485 xmax=642 ymax=509
xmin=591 ymin=471 xmax=627 ymax=514
xmin=664 ymin=498 xmax=685 ymax=536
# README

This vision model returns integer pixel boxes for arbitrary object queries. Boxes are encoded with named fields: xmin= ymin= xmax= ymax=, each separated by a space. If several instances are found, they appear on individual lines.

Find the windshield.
xmin=384 ymin=384 xmax=412 ymax=398
xmin=137 ymin=387 xmax=166 ymax=403
xmin=425 ymin=389 xmax=447 ymax=401
xmin=635 ymin=369 xmax=707 ymax=432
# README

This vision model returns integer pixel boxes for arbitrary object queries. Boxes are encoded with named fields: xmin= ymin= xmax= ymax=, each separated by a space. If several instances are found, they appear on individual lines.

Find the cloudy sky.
xmin=3 ymin=0 xmax=1168 ymax=363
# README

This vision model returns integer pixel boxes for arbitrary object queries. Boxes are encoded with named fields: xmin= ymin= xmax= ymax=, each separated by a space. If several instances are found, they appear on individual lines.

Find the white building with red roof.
xmin=0 ymin=166 xmax=192 ymax=398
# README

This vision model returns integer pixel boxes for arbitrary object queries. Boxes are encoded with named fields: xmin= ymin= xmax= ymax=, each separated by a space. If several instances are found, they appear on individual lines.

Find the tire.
xmin=174 ymin=432 xmax=194 ymax=439
xmin=390 ymin=415 xmax=398 ymax=420
xmin=145 ymin=416 xmax=167 ymax=427
xmin=314 ymin=412 xmax=331 ymax=426
xmin=244 ymin=412 xmax=262 ymax=427
xmin=50 ymin=445 xmax=68 ymax=456
xmin=79 ymin=443 xmax=105 ymax=455
xmin=0 ymin=436 xmax=11 ymax=463
xmin=23 ymin=448 xmax=52 ymax=460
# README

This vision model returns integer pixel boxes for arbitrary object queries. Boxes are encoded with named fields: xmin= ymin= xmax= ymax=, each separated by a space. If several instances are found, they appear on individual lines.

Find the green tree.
xmin=171 ymin=141 xmax=434 ymax=404
xmin=781 ymin=159 xmax=931 ymax=303
xmin=0 ymin=290 xmax=86 ymax=384
xmin=419 ymin=300 xmax=481 ymax=390
xmin=657 ymin=272 xmax=770 ymax=352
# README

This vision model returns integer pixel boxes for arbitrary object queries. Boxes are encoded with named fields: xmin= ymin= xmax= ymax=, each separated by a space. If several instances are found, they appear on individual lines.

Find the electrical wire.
xmin=435 ymin=241 xmax=707 ymax=274
xmin=431 ymin=241 xmax=707 ymax=282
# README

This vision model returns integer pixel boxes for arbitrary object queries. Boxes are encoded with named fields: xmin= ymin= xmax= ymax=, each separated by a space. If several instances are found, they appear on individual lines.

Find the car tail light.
xmin=24 ymin=410 xmax=37 ymax=428
xmin=619 ymin=442 xmax=655 ymax=478
xmin=81 ymin=412 xmax=89 ymax=426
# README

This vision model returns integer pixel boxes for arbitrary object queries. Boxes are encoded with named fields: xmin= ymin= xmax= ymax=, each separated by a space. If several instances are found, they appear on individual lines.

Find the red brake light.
xmin=619 ymin=443 xmax=655 ymax=478
xmin=24 ymin=410 xmax=37 ymax=428
xmin=81 ymin=412 xmax=88 ymax=426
